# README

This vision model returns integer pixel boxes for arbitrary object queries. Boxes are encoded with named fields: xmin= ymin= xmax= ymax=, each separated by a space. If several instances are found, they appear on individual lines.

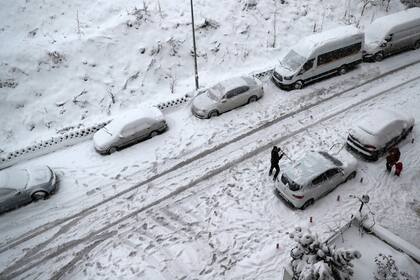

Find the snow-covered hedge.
xmin=156 ymin=93 xmax=192 ymax=111
xmin=0 ymin=121 xmax=110 ymax=170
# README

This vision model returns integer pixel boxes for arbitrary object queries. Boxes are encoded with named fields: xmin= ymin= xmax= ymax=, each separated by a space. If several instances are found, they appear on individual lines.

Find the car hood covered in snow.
xmin=93 ymin=127 xmax=117 ymax=150
xmin=192 ymin=92 xmax=218 ymax=110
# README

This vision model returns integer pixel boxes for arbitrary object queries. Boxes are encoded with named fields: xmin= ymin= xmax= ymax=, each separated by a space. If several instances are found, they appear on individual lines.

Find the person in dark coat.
xmin=386 ymin=146 xmax=401 ymax=172
xmin=269 ymin=146 xmax=284 ymax=181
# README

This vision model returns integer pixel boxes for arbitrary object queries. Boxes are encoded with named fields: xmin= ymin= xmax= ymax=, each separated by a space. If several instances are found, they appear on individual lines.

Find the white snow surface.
xmin=0 ymin=0 xmax=420 ymax=279
xmin=0 ymin=0 xmax=405 ymax=151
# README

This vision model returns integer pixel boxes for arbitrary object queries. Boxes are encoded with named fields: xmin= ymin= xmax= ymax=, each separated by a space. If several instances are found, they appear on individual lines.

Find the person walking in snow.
xmin=269 ymin=146 xmax=284 ymax=181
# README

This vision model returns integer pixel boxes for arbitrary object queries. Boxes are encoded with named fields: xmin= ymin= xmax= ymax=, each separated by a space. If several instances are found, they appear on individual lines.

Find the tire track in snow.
xmin=2 ymin=59 xmax=420 ymax=257
xmin=2 ymin=72 xmax=420 ymax=279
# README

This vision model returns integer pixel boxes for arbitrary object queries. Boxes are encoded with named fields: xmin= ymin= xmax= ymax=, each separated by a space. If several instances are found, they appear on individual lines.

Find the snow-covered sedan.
xmin=191 ymin=76 xmax=264 ymax=119
xmin=0 ymin=166 xmax=57 ymax=214
xmin=275 ymin=151 xmax=357 ymax=209
xmin=346 ymin=109 xmax=414 ymax=161
xmin=93 ymin=107 xmax=167 ymax=154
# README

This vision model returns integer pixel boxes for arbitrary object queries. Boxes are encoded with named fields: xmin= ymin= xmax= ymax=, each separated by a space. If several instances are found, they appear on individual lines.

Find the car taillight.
xmin=292 ymin=194 xmax=305 ymax=199
xmin=364 ymin=144 xmax=376 ymax=150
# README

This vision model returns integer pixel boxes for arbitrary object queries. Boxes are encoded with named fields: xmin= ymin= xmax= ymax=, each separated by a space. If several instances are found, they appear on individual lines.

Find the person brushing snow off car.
xmin=269 ymin=146 xmax=284 ymax=181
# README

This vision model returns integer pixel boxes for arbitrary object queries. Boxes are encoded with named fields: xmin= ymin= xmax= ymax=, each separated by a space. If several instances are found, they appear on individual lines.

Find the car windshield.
xmin=0 ymin=169 xmax=29 ymax=190
xmin=281 ymin=174 xmax=302 ymax=191
xmin=319 ymin=151 xmax=343 ymax=166
xmin=280 ymin=49 xmax=306 ymax=72
xmin=207 ymin=83 xmax=225 ymax=101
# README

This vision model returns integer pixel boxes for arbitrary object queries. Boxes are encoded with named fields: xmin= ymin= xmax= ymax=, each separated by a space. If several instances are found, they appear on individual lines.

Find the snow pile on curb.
xmin=0 ymin=121 xmax=109 ymax=170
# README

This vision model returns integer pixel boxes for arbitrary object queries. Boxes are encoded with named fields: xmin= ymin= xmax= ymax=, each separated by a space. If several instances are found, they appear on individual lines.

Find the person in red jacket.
xmin=394 ymin=162 xmax=403 ymax=176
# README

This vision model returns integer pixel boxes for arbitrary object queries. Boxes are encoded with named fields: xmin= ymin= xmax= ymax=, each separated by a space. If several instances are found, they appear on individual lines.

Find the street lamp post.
xmin=190 ymin=0 xmax=199 ymax=90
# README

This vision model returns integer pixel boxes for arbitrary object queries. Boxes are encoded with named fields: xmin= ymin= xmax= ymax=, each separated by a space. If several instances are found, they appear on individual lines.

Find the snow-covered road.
xmin=1 ymin=50 xmax=420 ymax=246
xmin=1 ymin=54 xmax=419 ymax=279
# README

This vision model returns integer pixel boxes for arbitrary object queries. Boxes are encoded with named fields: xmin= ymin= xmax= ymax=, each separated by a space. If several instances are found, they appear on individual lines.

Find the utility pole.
xmin=190 ymin=0 xmax=199 ymax=90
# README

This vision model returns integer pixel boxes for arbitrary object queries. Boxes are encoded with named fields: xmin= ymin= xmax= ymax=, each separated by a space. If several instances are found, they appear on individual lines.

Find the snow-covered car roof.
xmin=106 ymin=106 xmax=164 ymax=132
xmin=293 ymin=25 xmax=362 ymax=58
xmin=0 ymin=169 xmax=29 ymax=190
xmin=213 ymin=76 xmax=256 ymax=95
xmin=284 ymin=151 xmax=341 ymax=186
xmin=355 ymin=109 xmax=408 ymax=136
xmin=366 ymin=7 xmax=420 ymax=39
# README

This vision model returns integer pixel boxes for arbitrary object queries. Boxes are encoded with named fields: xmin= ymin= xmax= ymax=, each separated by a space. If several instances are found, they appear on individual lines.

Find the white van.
xmin=363 ymin=8 xmax=420 ymax=62
xmin=272 ymin=26 xmax=364 ymax=90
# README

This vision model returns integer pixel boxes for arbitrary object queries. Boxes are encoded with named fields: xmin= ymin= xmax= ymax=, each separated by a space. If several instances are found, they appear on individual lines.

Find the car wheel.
xmin=108 ymin=147 xmax=117 ymax=154
xmin=294 ymin=80 xmax=304 ymax=90
xmin=301 ymin=199 xmax=314 ymax=210
xmin=150 ymin=130 xmax=159 ymax=138
xmin=374 ymin=52 xmax=384 ymax=62
xmin=31 ymin=190 xmax=49 ymax=200
xmin=338 ymin=65 xmax=347 ymax=75
xmin=208 ymin=110 xmax=219 ymax=118
xmin=248 ymin=95 xmax=258 ymax=104
xmin=414 ymin=40 xmax=420 ymax=50
xmin=345 ymin=171 xmax=357 ymax=182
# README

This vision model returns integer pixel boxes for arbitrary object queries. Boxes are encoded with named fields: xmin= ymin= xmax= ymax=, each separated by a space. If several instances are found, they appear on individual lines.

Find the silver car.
xmin=275 ymin=151 xmax=357 ymax=209
xmin=191 ymin=76 xmax=264 ymax=119
xmin=93 ymin=107 xmax=167 ymax=154
xmin=0 ymin=166 xmax=57 ymax=214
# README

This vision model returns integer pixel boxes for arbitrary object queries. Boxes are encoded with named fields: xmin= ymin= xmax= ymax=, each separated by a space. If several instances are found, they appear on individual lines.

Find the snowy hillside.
xmin=0 ymin=0 xmax=404 ymax=151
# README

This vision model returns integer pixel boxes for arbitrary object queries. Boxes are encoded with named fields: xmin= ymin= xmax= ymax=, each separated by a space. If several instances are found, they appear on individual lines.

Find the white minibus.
xmin=272 ymin=26 xmax=364 ymax=90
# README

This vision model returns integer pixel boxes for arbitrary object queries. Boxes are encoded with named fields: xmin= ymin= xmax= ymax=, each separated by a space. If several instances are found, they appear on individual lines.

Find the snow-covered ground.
xmin=1 ymin=60 xmax=420 ymax=279
xmin=0 ymin=0 xmax=405 ymax=151
xmin=1 ymin=0 xmax=420 ymax=279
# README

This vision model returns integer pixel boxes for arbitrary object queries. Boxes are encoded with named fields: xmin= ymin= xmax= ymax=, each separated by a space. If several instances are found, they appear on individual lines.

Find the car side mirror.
xmin=380 ymin=41 xmax=387 ymax=48
xmin=15 ymin=191 xmax=21 ymax=196
xmin=340 ymin=170 xmax=345 ymax=176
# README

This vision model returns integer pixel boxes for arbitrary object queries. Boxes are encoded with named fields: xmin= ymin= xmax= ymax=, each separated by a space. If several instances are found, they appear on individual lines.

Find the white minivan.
xmin=272 ymin=26 xmax=364 ymax=90
xmin=363 ymin=7 xmax=420 ymax=62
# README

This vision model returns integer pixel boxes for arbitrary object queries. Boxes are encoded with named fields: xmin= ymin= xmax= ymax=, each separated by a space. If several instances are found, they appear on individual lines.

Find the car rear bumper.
xmin=274 ymin=185 xmax=304 ymax=208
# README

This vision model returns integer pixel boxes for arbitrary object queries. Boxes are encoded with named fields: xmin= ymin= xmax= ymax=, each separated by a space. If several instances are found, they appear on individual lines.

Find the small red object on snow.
xmin=360 ymin=177 xmax=363 ymax=183
xmin=395 ymin=162 xmax=403 ymax=176
xmin=310 ymin=216 xmax=313 ymax=223
xmin=337 ymin=195 xmax=340 ymax=201
xmin=276 ymin=243 xmax=279 ymax=249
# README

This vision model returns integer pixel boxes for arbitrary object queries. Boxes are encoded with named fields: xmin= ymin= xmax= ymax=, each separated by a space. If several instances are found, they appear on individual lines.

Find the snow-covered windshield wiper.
xmin=102 ymin=126 xmax=113 ymax=136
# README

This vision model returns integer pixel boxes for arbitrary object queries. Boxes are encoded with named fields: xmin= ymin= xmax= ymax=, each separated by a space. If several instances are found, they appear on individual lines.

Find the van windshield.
xmin=365 ymin=25 xmax=386 ymax=46
xmin=280 ymin=50 xmax=306 ymax=72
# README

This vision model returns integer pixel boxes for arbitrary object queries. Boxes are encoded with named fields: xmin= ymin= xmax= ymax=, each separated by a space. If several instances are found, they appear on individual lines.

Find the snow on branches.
xmin=288 ymin=227 xmax=361 ymax=280
xmin=374 ymin=254 xmax=414 ymax=280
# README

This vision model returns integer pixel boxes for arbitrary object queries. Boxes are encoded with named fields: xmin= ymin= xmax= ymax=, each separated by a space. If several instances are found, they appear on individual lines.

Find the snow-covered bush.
xmin=288 ymin=227 xmax=361 ymax=280
xmin=374 ymin=254 xmax=413 ymax=280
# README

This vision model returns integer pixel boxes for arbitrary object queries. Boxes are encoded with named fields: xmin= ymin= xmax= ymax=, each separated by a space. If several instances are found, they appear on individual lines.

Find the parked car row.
xmin=275 ymin=109 xmax=415 ymax=210
xmin=272 ymin=8 xmax=420 ymax=90
xmin=1 ymin=9 xmax=418 ymax=215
